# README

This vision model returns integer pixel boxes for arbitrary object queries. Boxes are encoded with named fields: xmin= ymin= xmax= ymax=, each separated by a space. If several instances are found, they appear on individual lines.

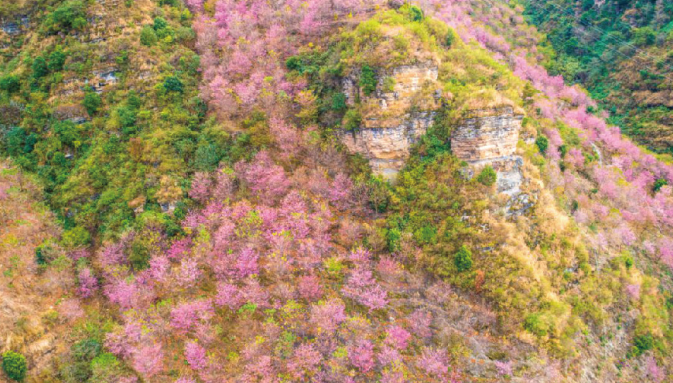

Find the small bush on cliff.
xmin=331 ymin=93 xmax=347 ymax=111
xmin=43 ymin=1 xmax=87 ymax=34
xmin=632 ymin=334 xmax=655 ymax=356
xmin=48 ymin=47 xmax=67 ymax=72
xmin=409 ymin=5 xmax=424 ymax=22
xmin=653 ymin=178 xmax=668 ymax=192
xmin=477 ymin=166 xmax=497 ymax=186
xmin=2 ymin=351 xmax=27 ymax=381
xmin=445 ymin=31 xmax=455 ymax=48
xmin=0 ymin=75 xmax=20 ymax=93
xmin=140 ymin=25 xmax=158 ymax=46
xmin=72 ymin=339 xmax=102 ymax=361
xmin=83 ymin=90 xmax=102 ymax=116
xmin=60 ymin=226 xmax=90 ymax=249
xmin=523 ymin=313 xmax=548 ymax=337
xmin=163 ymin=76 xmax=184 ymax=93
xmin=454 ymin=245 xmax=473 ymax=272
xmin=31 ymin=57 xmax=49 ymax=79
xmin=535 ymin=136 xmax=549 ymax=155
xmin=632 ymin=27 xmax=656 ymax=46
xmin=343 ymin=109 xmax=362 ymax=132
xmin=359 ymin=65 xmax=377 ymax=96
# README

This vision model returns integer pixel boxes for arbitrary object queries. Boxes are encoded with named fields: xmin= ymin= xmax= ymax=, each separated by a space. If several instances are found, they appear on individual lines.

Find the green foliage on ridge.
xmin=523 ymin=0 xmax=673 ymax=153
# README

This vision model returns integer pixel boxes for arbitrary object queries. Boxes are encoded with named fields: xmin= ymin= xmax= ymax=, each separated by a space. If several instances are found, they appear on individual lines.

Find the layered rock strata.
xmin=451 ymin=106 xmax=524 ymax=195
xmin=340 ymin=63 xmax=441 ymax=179
xmin=340 ymin=64 xmax=526 ymax=198
xmin=451 ymin=106 xmax=523 ymax=163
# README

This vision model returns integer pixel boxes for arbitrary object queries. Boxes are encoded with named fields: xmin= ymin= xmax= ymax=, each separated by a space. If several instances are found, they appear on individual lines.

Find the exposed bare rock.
xmin=340 ymin=62 xmax=441 ymax=179
xmin=451 ymin=106 xmax=525 ymax=197
xmin=341 ymin=111 xmax=435 ymax=179
xmin=341 ymin=65 xmax=526 ymax=190
xmin=451 ymin=106 xmax=523 ymax=163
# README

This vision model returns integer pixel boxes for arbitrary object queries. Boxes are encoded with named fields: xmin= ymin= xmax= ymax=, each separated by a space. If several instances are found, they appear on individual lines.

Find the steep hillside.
xmin=523 ymin=0 xmax=673 ymax=153
xmin=0 ymin=0 xmax=206 ymax=241
xmin=0 ymin=1 xmax=671 ymax=382
xmin=0 ymin=162 xmax=81 ymax=382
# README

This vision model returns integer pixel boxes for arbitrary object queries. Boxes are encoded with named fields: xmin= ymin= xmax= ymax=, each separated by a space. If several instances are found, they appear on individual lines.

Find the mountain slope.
xmin=523 ymin=0 xmax=673 ymax=153
xmin=1 ymin=0 xmax=206 ymax=240
xmin=0 ymin=1 xmax=671 ymax=382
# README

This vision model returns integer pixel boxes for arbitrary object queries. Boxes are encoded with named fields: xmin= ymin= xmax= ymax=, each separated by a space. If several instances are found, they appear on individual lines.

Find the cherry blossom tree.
xmin=77 ymin=267 xmax=98 ymax=298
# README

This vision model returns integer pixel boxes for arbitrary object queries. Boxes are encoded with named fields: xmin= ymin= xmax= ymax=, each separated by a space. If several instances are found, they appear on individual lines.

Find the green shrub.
xmin=653 ymin=178 xmax=668 ymax=192
xmin=116 ymin=106 xmax=137 ymax=128
xmin=386 ymin=228 xmax=402 ymax=252
xmin=48 ymin=47 xmax=67 ymax=72
xmin=35 ymin=242 xmax=58 ymax=265
xmin=140 ymin=25 xmax=158 ymax=46
xmin=632 ymin=27 xmax=656 ymax=46
xmin=2 ymin=351 xmax=27 ymax=381
xmin=129 ymin=240 xmax=150 ymax=271
xmin=454 ymin=245 xmax=473 ymax=272
xmin=414 ymin=225 xmax=437 ymax=245
xmin=523 ymin=313 xmax=548 ymax=337
xmin=558 ymin=144 xmax=567 ymax=158
xmin=35 ymin=245 xmax=47 ymax=266
xmin=31 ymin=57 xmax=49 ymax=79
xmin=285 ymin=56 xmax=301 ymax=71
xmin=331 ymin=93 xmax=347 ymax=111
xmin=0 ymin=75 xmax=20 ymax=93
xmin=54 ymin=120 xmax=79 ymax=147
xmin=90 ymin=353 xmax=121 ymax=381
xmin=90 ymin=353 xmax=119 ymax=371
xmin=43 ymin=1 xmax=87 ymax=34
xmin=72 ymin=339 xmax=102 ymax=361
xmin=61 ymin=226 xmax=90 ymax=249
xmin=359 ymin=65 xmax=377 ymax=96
xmin=193 ymin=140 xmax=222 ymax=171
xmin=476 ymin=165 xmax=497 ymax=186
xmin=153 ymin=17 xmax=168 ymax=31
xmin=176 ymin=26 xmax=196 ymax=42
xmin=163 ymin=76 xmax=184 ymax=93
xmin=446 ymin=30 xmax=455 ymax=47
xmin=83 ymin=91 xmax=102 ymax=116
xmin=343 ymin=109 xmax=362 ymax=132
xmin=367 ymin=176 xmax=390 ymax=213
xmin=535 ymin=135 xmax=549 ymax=154
xmin=5 ymin=127 xmax=35 ymax=156
xmin=632 ymin=334 xmax=654 ymax=356
xmin=409 ymin=5 xmax=424 ymax=22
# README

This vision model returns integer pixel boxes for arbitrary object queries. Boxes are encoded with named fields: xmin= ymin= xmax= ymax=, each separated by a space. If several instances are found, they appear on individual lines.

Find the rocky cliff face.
xmin=339 ymin=63 xmax=526 ymax=193
xmin=451 ymin=106 xmax=524 ymax=196
xmin=451 ymin=106 xmax=522 ymax=163
xmin=340 ymin=63 xmax=441 ymax=179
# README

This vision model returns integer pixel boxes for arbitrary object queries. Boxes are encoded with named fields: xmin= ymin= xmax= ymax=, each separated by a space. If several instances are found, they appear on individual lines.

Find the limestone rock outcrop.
xmin=452 ymin=106 xmax=524 ymax=196
xmin=339 ymin=63 xmax=525 ymax=197
xmin=341 ymin=111 xmax=435 ymax=179
xmin=340 ymin=62 xmax=441 ymax=179
xmin=451 ymin=106 xmax=523 ymax=163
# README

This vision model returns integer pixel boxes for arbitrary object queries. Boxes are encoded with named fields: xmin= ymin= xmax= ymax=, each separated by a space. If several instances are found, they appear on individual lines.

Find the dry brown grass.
xmin=0 ymin=163 xmax=76 ymax=382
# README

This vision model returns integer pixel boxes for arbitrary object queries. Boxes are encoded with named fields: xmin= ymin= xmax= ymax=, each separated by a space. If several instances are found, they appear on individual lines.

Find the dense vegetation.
xmin=523 ymin=0 xmax=673 ymax=153
xmin=0 ymin=0 xmax=208 ymax=243
xmin=0 ymin=0 xmax=672 ymax=382
xmin=2 ymin=351 xmax=27 ymax=381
